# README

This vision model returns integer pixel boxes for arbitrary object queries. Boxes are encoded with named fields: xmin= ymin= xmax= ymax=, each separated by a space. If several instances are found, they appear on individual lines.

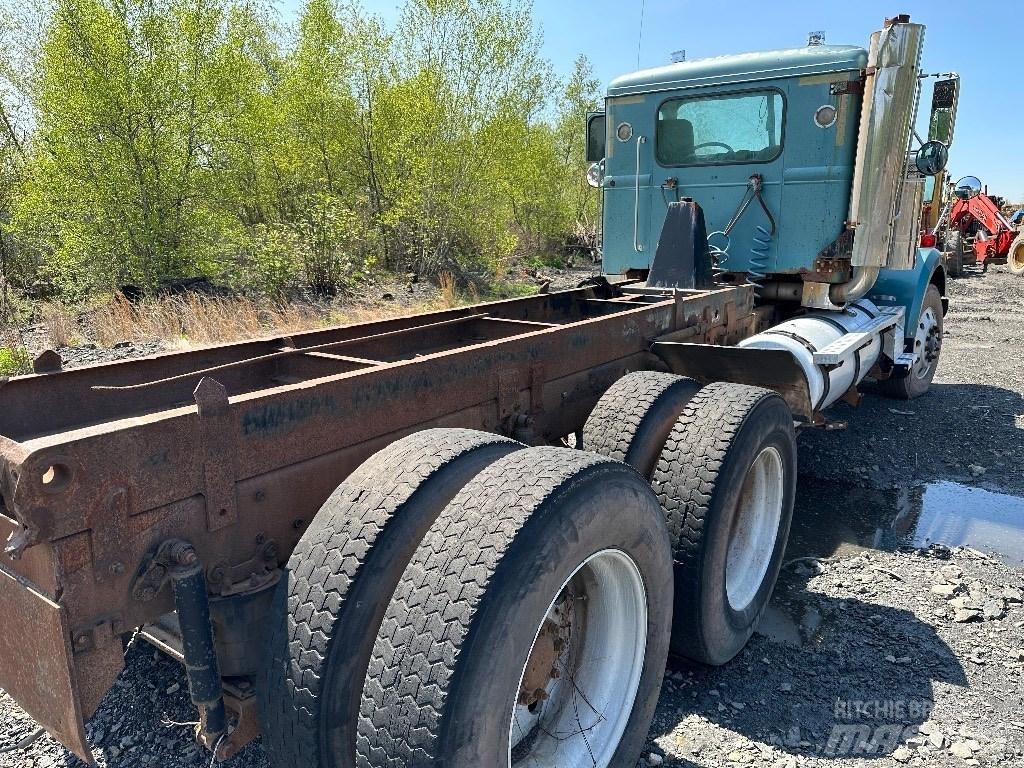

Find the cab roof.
xmin=607 ymin=44 xmax=868 ymax=97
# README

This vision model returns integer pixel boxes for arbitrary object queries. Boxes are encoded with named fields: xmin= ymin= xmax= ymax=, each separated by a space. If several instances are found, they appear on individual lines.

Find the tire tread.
xmin=260 ymin=428 xmax=519 ymax=768
xmin=356 ymin=448 xmax=618 ymax=768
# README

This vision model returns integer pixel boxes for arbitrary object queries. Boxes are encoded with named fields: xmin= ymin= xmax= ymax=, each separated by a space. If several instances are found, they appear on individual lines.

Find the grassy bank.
xmin=0 ymin=272 xmax=550 ymax=375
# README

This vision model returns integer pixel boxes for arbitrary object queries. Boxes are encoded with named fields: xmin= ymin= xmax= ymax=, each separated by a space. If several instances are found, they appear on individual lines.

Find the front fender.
xmin=869 ymin=247 xmax=945 ymax=342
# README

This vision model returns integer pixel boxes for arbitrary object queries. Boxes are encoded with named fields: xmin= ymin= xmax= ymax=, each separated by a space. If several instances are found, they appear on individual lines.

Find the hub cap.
xmin=509 ymin=549 xmax=647 ymax=768
xmin=913 ymin=306 xmax=941 ymax=380
xmin=726 ymin=446 xmax=784 ymax=612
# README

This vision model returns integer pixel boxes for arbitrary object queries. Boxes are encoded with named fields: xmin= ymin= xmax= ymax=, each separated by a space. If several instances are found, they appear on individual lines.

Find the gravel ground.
xmin=2 ymin=266 xmax=1023 ymax=768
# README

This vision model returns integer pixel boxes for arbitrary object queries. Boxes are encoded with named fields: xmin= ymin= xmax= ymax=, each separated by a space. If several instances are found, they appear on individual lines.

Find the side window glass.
xmin=657 ymin=91 xmax=784 ymax=166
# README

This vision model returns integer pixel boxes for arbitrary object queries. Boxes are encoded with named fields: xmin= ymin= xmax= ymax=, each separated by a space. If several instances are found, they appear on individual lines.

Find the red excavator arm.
xmin=948 ymin=192 xmax=1017 ymax=262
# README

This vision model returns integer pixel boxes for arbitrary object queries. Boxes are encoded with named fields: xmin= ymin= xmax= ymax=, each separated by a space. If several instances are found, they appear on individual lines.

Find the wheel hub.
xmin=517 ymin=619 xmax=562 ymax=707
xmin=1011 ymin=240 xmax=1024 ymax=272
xmin=913 ymin=307 xmax=941 ymax=379
xmin=509 ymin=549 xmax=647 ymax=767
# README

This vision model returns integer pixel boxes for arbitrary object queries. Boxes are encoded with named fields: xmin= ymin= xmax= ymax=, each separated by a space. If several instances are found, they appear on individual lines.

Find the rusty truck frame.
xmin=0 ymin=281 xmax=755 ymax=761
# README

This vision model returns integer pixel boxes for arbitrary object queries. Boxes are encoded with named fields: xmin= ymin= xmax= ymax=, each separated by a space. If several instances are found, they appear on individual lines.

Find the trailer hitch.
xmin=132 ymin=539 xmax=227 ymax=742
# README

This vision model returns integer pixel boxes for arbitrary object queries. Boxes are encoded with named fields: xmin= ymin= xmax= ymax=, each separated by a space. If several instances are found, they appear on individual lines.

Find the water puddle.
xmin=787 ymin=477 xmax=1024 ymax=567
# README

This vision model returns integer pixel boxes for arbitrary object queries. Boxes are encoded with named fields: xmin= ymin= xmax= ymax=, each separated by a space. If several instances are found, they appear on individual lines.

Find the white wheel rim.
xmin=509 ymin=549 xmax=647 ymax=768
xmin=726 ymin=446 xmax=784 ymax=612
xmin=912 ymin=306 xmax=941 ymax=380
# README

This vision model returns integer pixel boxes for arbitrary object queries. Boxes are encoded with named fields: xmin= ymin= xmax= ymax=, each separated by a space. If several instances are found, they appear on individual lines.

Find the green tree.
xmin=14 ymin=0 xmax=275 ymax=296
xmin=2 ymin=0 xmax=604 ymax=300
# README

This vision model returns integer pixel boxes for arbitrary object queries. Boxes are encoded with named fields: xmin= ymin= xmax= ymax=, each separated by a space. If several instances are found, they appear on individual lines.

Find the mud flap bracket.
xmin=651 ymin=341 xmax=815 ymax=421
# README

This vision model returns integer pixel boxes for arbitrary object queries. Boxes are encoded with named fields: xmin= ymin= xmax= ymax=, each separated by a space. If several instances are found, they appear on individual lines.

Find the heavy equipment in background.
xmin=0 ymin=13 xmax=956 ymax=768
xmin=935 ymin=175 xmax=1024 ymax=276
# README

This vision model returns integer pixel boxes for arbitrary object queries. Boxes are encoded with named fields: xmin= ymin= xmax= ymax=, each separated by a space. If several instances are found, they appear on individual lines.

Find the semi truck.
xmin=0 ymin=13 xmax=954 ymax=768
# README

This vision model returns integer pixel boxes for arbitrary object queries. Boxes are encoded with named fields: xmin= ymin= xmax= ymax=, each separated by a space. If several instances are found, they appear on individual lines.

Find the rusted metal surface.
xmin=0 ymin=282 xmax=756 ymax=761
xmin=0 ymin=566 xmax=94 ymax=760
xmin=651 ymin=341 xmax=814 ymax=420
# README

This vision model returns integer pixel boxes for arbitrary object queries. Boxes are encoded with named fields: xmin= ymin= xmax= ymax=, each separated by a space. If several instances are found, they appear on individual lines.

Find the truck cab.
xmin=587 ymin=15 xmax=958 ymax=342
xmin=598 ymin=44 xmax=864 ymax=283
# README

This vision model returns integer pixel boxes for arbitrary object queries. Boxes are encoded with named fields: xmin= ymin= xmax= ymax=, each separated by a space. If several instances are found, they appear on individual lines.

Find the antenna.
xmin=637 ymin=0 xmax=646 ymax=69
xmin=671 ymin=50 xmax=686 ymax=63
xmin=807 ymin=30 xmax=826 ymax=46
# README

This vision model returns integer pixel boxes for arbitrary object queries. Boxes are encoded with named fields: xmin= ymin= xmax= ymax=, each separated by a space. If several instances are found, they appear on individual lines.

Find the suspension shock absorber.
xmin=748 ymin=224 xmax=772 ymax=297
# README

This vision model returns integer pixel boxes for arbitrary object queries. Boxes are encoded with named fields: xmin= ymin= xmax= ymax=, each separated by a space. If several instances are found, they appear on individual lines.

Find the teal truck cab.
xmin=587 ymin=13 xmax=959 ymax=404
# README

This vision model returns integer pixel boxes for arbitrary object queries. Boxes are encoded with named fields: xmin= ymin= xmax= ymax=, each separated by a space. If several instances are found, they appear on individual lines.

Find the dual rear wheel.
xmin=584 ymin=374 xmax=797 ymax=664
xmin=261 ymin=375 xmax=798 ymax=768
xmin=261 ymin=431 xmax=673 ymax=768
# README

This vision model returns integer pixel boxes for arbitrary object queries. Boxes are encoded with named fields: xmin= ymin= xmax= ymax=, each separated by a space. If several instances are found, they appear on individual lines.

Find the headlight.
xmin=586 ymin=159 xmax=606 ymax=189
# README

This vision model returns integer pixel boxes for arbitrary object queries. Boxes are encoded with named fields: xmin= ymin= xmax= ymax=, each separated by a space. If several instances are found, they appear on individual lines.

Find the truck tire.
xmin=1009 ymin=232 xmax=1024 ymax=275
xmin=651 ymin=382 xmax=796 ymax=666
xmin=879 ymin=283 xmax=944 ymax=400
xmin=356 ymin=448 xmax=673 ymax=768
xmin=583 ymin=371 xmax=701 ymax=477
xmin=260 ymin=428 xmax=523 ymax=768
xmin=944 ymin=230 xmax=964 ymax=277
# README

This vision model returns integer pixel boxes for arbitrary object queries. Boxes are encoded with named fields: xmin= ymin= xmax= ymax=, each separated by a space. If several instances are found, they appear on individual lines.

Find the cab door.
xmin=601 ymin=95 xmax=658 ymax=275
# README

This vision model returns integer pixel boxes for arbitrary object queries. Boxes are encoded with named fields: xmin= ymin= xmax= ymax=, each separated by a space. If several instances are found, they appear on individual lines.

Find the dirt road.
xmin=2 ymin=268 xmax=1023 ymax=768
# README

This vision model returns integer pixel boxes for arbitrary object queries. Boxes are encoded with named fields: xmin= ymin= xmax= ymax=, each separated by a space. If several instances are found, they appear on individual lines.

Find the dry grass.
xmin=42 ymin=304 xmax=79 ymax=347
xmin=439 ymin=271 xmax=458 ymax=308
xmin=92 ymin=295 xmax=325 ymax=347
xmin=88 ymin=293 xmax=451 ymax=349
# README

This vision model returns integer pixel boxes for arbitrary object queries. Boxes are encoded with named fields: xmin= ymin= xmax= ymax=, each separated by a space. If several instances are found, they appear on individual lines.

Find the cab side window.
xmin=657 ymin=91 xmax=784 ymax=166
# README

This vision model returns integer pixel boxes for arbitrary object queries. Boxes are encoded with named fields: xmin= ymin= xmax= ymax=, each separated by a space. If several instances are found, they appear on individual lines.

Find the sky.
xmin=276 ymin=0 xmax=1023 ymax=201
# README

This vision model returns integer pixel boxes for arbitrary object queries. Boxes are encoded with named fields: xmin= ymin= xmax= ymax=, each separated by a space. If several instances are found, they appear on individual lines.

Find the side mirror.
xmin=915 ymin=140 xmax=948 ymax=176
xmin=928 ymin=77 xmax=959 ymax=146
xmin=954 ymin=175 xmax=982 ymax=200
xmin=585 ymin=112 xmax=606 ymax=163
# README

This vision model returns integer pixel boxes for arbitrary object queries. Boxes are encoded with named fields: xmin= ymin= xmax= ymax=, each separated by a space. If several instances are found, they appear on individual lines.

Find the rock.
xmin=929 ymin=730 xmax=948 ymax=748
xmin=165 ymin=682 xmax=180 ymax=694
xmin=932 ymin=583 xmax=961 ymax=597
xmin=778 ymin=682 xmax=793 ymax=692
xmin=1003 ymin=586 xmax=1023 ymax=603
xmin=771 ymin=758 xmax=797 ymax=768
xmin=726 ymin=750 xmax=755 ymax=763
xmin=953 ymin=608 xmax=982 ymax=623
xmin=800 ymin=607 xmax=822 ymax=636
xmin=983 ymin=599 xmax=1005 ymax=620
xmin=941 ymin=564 xmax=964 ymax=580
xmin=1009 ymin=648 xmax=1024 ymax=661
xmin=647 ymin=753 xmax=663 ymax=766
xmin=893 ymin=745 xmax=913 ymax=762
xmin=950 ymin=741 xmax=975 ymax=759
xmin=967 ymin=464 xmax=986 ymax=477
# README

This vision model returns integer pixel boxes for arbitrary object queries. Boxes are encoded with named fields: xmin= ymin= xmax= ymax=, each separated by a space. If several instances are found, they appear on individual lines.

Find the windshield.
xmin=657 ymin=90 xmax=784 ymax=167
